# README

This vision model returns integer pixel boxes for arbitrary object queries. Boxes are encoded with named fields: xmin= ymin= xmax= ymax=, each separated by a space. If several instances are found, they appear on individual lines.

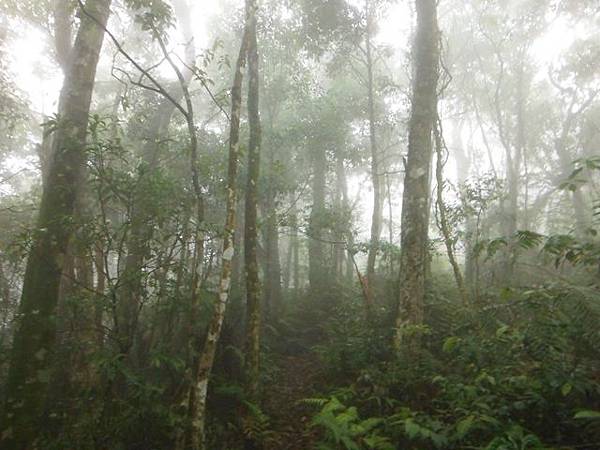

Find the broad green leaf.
xmin=456 ymin=415 xmax=475 ymax=438
xmin=443 ymin=336 xmax=461 ymax=353
xmin=574 ymin=410 xmax=600 ymax=419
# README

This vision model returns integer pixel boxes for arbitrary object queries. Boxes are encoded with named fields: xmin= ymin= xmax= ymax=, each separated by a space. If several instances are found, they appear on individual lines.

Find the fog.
xmin=1 ymin=1 xmax=599 ymax=449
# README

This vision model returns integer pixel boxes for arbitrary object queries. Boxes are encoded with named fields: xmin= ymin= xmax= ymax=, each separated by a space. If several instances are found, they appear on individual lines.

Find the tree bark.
xmin=182 ymin=17 xmax=250 ymax=450
xmin=1 ymin=0 xmax=111 ymax=447
xmin=308 ymin=146 xmax=327 ymax=292
xmin=334 ymin=155 xmax=347 ymax=279
xmin=289 ymin=202 xmax=300 ymax=293
xmin=365 ymin=0 xmax=382 ymax=304
xmin=263 ymin=178 xmax=282 ymax=316
xmin=394 ymin=0 xmax=439 ymax=351
xmin=244 ymin=0 xmax=261 ymax=401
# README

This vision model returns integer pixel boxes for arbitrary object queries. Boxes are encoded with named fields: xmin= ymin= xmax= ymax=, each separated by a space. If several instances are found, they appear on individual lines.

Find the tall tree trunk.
xmin=554 ymin=95 xmax=593 ymax=237
xmin=290 ymin=202 xmax=300 ymax=293
xmin=283 ymin=198 xmax=295 ymax=291
xmin=491 ymin=54 xmax=525 ymax=286
xmin=394 ymin=0 xmax=439 ymax=351
xmin=1 ymin=0 xmax=111 ymax=447
xmin=54 ymin=0 xmax=73 ymax=71
xmin=452 ymin=120 xmax=476 ymax=290
xmin=94 ymin=242 xmax=106 ymax=346
xmin=334 ymin=155 xmax=347 ymax=279
xmin=263 ymin=181 xmax=282 ymax=316
xmin=365 ymin=0 xmax=382 ymax=304
xmin=0 ymin=260 xmax=11 ymax=351
xmin=244 ymin=0 xmax=261 ymax=401
xmin=308 ymin=147 xmax=327 ymax=292
xmin=385 ymin=174 xmax=395 ymax=276
xmin=182 ymin=17 xmax=250 ymax=450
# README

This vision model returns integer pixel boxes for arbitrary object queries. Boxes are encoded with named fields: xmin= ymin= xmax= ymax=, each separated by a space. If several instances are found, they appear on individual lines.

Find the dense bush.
xmin=304 ymin=281 xmax=600 ymax=449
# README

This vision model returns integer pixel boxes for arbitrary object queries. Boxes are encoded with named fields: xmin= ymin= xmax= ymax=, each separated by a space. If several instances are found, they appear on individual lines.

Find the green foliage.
xmin=306 ymin=279 xmax=600 ymax=450
xmin=574 ymin=410 xmax=600 ymax=420
xmin=559 ymin=156 xmax=600 ymax=192
xmin=125 ymin=0 xmax=174 ymax=34
xmin=309 ymin=396 xmax=394 ymax=450
xmin=483 ymin=426 xmax=545 ymax=450
xmin=312 ymin=295 xmax=391 ymax=378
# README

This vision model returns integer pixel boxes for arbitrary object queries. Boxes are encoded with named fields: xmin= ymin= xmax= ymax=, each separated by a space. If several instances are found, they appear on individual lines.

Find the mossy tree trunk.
xmin=182 ymin=13 xmax=251 ymax=450
xmin=1 ymin=0 xmax=111 ymax=447
xmin=394 ymin=0 xmax=439 ymax=351
xmin=244 ymin=0 xmax=262 ymax=401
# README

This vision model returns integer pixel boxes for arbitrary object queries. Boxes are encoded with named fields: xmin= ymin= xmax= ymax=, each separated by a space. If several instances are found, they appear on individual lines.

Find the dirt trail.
xmin=263 ymin=352 xmax=323 ymax=450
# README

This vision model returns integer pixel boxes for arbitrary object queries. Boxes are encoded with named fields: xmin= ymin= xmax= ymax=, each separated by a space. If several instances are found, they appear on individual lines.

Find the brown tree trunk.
xmin=263 ymin=180 xmax=282 ymax=315
xmin=334 ymin=155 xmax=347 ymax=279
xmin=182 ymin=16 xmax=250 ymax=450
xmin=394 ymin=0 xmax=439 ymax=351
xmin=289 ymin=202 xmax=300 ymax=293
xmin=1 ymin=0 xmax=111 ymax=447
xmin=308 ymin=147 xmax=327 ymax=292
xmin=283 ymin=199 xmax=295 ymax=291
xmin=244 ymin=0 xmax=262 ymax=401
xmin=365 ymin=0 xmax=382 ymax=303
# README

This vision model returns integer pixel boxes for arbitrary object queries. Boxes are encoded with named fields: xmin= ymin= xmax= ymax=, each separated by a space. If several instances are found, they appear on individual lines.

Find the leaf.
xmin=456 ymin=415 xmax=475 ymax=438
xmin=359 ymin=417 xmax=383 ymax=433
xmin=442 ymin=336 xmax=461 ymax=353
xmin=340 ymin=435 xmax=360 ymax=450
xmin=574 ymin=410 xmax=600 ymax=419
xmin=363 ymin=435 xmax=394 ymax=450
xmin=404 ymin=418 xmax=421 ymax=439
xmin=495 ymin=324 xmax=510 ymax=337
xmin=561 ymin=383 xmax=572 ymax=396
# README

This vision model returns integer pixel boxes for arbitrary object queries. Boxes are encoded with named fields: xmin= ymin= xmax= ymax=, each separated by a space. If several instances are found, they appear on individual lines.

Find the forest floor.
xmin=263 ymin=350 xmax=324 ymax=450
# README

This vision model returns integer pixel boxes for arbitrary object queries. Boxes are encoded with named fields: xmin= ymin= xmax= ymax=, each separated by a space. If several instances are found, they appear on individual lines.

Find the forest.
xmin=0 ymin=0 xmax=599 ymax=449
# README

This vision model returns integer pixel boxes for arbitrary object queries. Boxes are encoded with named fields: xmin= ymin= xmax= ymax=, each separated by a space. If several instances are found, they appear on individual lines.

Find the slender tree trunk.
xmin=554 ymin=98 xmax=591 ymax=237
xmin=244 ymin=0 xmax=261 ymax=401
xmin=94 ymin=242 xmax=106 ymax=347
xmin=262 ymin=139 xmax=282 ymax=316
xmin=434 ymin=118 xmax=468 ymax=305
xmin=1 ymin=0 xmax=111 ymax=447
xmin=263 ymin=189 xmax=282 ymax=315
xmin=334 ymin=156 xmax=347 ymax=279
xmin=0 ymin=261 xmax=11 ymax=348
xmin=231 ymin=198 xmax=246 ymax=290
xmin=308 ymin=147 xmax=327 ymax=292
xmin=290 ymin=203 xmax=300 ymax=293
xmin=283 ymin=199 xmax=295 ymax=291
xmin=394 ymin=0 xmax=439 ymax=351
xmin=365 ymin=0 xmax=382 ymax=303
xmin=492 ymin=56 xmax=525 ymax=286
xmin=452 ymin=120 xmax=476 ymax=291
xmin=183 ymin=18 xmax=250 ymax=450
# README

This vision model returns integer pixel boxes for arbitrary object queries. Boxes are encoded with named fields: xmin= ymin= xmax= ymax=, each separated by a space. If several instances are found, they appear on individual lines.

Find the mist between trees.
xmin=0 ymin=0 xmax=599 ymax=449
